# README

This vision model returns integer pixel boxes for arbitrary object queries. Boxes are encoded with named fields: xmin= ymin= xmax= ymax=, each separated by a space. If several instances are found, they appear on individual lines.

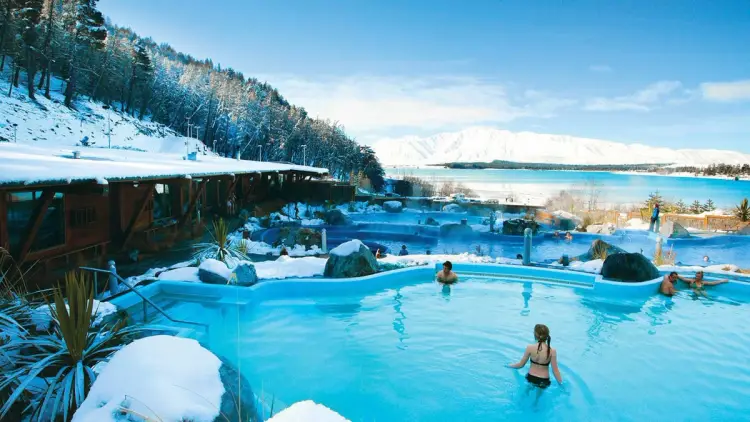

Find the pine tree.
xmin=704 ymin=199 xmax=716 ymax=212
xmin=645 ymin=191 xmax=663 ymax=210
xmin=63 ymin=0 xmax=107 ymax=107
xmin=690 ymin=200 xmax=703 ymax=214
xmin=16 ymin=0 xmax=44 ymax=99
xmin=674 ymin=199 xmax=687 ymax=214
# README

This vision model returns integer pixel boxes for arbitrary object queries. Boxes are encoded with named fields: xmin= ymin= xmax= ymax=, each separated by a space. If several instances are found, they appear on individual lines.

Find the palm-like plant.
xmin=194 ymin=218 xmax=251 ymax=263
xmin=735 ymin=198 xmax=750 ymax=222
xmin=591 ymin=240 xmax=609 ymax=260
xmin=0 ymin=271 xmax=144 ymax=421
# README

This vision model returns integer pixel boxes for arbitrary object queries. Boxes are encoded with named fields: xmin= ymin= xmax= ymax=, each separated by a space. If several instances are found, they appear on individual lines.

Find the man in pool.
xmin=436 ymin=261 xmax=458 ymax=284
xmin=660 ymin=271 xmax=728 ymax=296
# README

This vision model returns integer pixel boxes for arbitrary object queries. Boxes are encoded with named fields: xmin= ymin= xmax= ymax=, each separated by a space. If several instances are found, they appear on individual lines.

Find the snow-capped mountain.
xmin=372 ymin=127 xmax=750 ymax=167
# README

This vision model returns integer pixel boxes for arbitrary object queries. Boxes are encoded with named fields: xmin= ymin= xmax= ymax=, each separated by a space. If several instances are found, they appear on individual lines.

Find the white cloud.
xmin=584 ymin=80 xmax=685 ymax=112
xmin=701 ymin=79 xmax=750 ymax=102
xmin=589 ymin=65 xmax=613 ymax=73
xmin=261 ymin=75 xmax=575 ymax=137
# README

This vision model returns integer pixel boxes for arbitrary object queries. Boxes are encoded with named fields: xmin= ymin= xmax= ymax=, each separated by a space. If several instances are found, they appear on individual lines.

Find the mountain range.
xmin=371 ymin=127 xmax=750 ymax=167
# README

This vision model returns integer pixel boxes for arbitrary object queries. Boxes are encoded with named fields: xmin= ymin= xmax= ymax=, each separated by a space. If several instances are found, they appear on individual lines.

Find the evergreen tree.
xmin=690 ymin=200 xmax=703 ymax=214
xmin=646 ymin=191 xmax=663 ymax=208
xmin=15 ymin=0 xmax=43 ymax=99
xmin=62 ymin=0 xmax=106 ymax=107
xmin=703 ymin=199 xmax=716 ymax=212
xmin=674 ymin=199 xmax=687 ymax=214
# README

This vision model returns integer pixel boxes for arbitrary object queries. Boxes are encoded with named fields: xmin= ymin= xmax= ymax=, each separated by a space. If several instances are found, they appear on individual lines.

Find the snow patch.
xmin=72 ymin=335 xmax=224 ymax=422
xmin=380 ymin=253 xmax=519 ymax=267
xmin=158 ymin=267 xmax=201 ymax=282
xmin=268 ymin=401 xmax=349 ymax=422
xmin=32 ymin=300 xmax=118 ymax=331
xmin=253 ymin=256 xmax=326 ymax=279
xmin=330 ymin=239 xmax=366 ymax=257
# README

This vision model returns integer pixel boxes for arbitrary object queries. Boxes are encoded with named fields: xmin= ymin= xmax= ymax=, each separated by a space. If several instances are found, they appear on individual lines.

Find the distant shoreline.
xmin=384 ymin=165 xmax=750 ymax=181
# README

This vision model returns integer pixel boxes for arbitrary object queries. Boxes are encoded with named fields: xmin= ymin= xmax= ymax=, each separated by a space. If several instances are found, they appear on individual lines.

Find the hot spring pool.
xmin=134 ymin=273 xmax=750 ymax=421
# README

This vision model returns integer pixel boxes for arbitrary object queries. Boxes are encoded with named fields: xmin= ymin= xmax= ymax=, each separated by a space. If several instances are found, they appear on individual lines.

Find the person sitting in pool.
xmin=680 ymin=271 xmax=728 ymax=295
xmin=398 ymin=245 xmax=409 ymax=256
xmin=564 ymin=232 xmax=573 ymax=241
xmin=659 ymin=272 xmax=680 ymax=296
xmin=507 ymin=324 xmax=563 ymax=389
xmin=552 ymin=231 xmax=560 ymax=238
xmin=436 ymin=261 xmax=458 ymax=284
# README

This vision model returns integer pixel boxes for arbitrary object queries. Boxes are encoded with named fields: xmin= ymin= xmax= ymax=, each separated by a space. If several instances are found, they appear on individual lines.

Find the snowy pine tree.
xmin=674 ymin=199 xmax=687 ymax=214
xmin=62 ymin=0 xmax=106 ymax=107
xmin=690 ymin=200 xmax=703 ymax=214
xmin=646 ymin=191 xmax=663 ymax=208
xmin=704 ymin=199 xmax=716 ymax=212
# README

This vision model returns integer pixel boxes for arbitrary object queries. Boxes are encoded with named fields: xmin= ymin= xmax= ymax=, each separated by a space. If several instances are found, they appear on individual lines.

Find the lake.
xmin=385 ymin=167 xmax=750 ymax=209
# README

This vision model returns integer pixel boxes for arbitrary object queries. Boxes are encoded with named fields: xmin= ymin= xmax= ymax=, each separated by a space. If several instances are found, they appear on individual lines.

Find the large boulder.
xmin=576 ymin=239 xmax=627 ymax=262
xmin=324 ymin=239 xmax=379 ymax=278
xmin=659 ymin=220 xmax=691 ymax=238
xmin=601 ymin=253 xmax=660 ymax=283
xmin=383 ymin=201 xmax=403 ymax=213
xmin=502 ymin=219 xmax=540 ymax=236
xmin=440 ymin=223 xmax=475 ymax=238
xmin=425 ymin=217 xmax=440 ymax=226
xmin=324 ymin=209 xmax=352 ymax=226
xmin=72 ymin=335 xmax=259 ymax=422
xmin=442 ymin=203 xmax=463 ymax=213
xmin=217 ymin=358 xmax=260 ymax=422
xmin=275 ymin=226 xmax=322 ymax=249
xmin=198 ymin=259 xmax=232 ymax=284
xmin=231 ymin=262 xmax=258 ymax=286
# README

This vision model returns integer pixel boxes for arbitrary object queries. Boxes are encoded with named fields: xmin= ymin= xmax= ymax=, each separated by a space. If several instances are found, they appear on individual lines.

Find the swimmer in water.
xmin=436 ymin=261 xmax=458 ymax=285
xmin=507 ymin=324 xmax=563 ymax=389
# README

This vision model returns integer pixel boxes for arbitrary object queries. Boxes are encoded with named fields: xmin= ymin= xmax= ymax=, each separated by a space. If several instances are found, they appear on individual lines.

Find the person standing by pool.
xmin=399 ymin=245 xmax=409 ymax=256
xmin=436 ymin=261 xmax=458 ymax=284
xmin=507 ymin=324 xmax=563 ymax=388
xmin=649 ymin=203 xmax=660 ymax=232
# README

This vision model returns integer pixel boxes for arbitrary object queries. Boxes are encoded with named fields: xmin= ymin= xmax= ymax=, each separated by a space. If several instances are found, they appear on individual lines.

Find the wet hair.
xmin=516 ymin=254 xmax=523 ymax=259
xmin=443 ymin=261 xmax=452 ymax=270
xmin=401 ymin=245 xmax=407 ymax=249
xmin=534 ymin=324 xmax=551 ymax=360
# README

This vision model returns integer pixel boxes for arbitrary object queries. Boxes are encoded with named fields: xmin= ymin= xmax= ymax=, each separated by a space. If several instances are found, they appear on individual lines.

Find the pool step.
xmin=457 ymin=271 xmax=594 ymax=289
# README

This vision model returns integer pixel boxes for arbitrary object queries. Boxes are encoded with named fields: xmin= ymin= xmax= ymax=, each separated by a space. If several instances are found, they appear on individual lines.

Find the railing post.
xmin=107 ymin=260 xmax=119 ymax=296
xmin=523 ymin=228 xmax=532 ymax=266
xmin=321 ymin=228 xmax=328 ymax=253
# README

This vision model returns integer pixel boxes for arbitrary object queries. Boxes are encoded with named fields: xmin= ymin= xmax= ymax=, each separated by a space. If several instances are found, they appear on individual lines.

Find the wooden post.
xmin=224 ymin=177 xmax=238 ymax=216
xmin=18 ymin=190 xmax=55 ymax=263
xmin=178 ymin=180 xmax=206 ymax=228
xmin=121 ymin=184 xmax=154 ymax=248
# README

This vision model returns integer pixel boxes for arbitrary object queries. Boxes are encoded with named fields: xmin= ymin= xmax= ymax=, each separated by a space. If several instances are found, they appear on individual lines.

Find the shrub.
xmin=581 ymin=214 xmax=593 ymax=231
xmin=193 ymin=218 xmax=251 ymax=263
xmin=591 ymin=240 xmax=609 ymax=260
xmin=653 ymin=245 xmax=676 ymax=266
xmin=735 ymin=198 xmax=750 ymax=222
xmin=0 ymin=271 xmax=148 ymax=420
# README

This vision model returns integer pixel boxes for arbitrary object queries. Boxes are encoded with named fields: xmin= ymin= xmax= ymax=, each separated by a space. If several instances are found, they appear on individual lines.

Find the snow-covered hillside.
xmin=372 ymin=127 xmax=750 ymax=167
xmin=0 ymin=77 xmax=204 ymax=154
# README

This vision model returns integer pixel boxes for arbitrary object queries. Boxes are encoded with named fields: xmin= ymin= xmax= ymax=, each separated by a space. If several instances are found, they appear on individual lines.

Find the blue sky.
xmin=100 ymin=0 xmax=750 ymax=152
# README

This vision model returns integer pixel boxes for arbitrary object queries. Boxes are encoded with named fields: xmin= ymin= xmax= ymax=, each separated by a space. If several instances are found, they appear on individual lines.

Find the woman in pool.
xmin=507 ymin=324 xmax=563 ymax=389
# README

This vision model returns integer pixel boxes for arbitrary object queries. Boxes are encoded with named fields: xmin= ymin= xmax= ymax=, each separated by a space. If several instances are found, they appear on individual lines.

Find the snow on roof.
xmin=0 ymin=143 xmax=328 ymax=187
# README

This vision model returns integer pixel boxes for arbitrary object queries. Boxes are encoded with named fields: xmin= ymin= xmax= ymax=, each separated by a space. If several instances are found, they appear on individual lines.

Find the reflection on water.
xmin=392 ymin=290 xmax=407 ymax=348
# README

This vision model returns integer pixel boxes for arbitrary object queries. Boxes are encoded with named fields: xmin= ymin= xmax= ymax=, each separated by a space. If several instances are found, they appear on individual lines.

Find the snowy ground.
xmin=31 ymin=300 xmax=118 ymax=331
xmin=158 ymin=256 xmax=328 ymax=282
xmin=268 ymin=401 xmax=349 ymax=422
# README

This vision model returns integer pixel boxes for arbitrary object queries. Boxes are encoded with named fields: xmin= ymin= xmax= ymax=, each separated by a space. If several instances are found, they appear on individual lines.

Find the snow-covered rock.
xmin=442 ymin=203 xmax=463 ymax=213
xmin=32 ymin=300 xmax=118 ymax=331
xmin=198 ymin=259 xmax=232 ymax=284
xmin=72 ymin=336 xmax=226 ymax=422
xmin=325 ymin=240 xmax=379 ymax=278
xmin=268 ymin=401 xmax=349 ymax=422
xmin=232 ymin=262 xmax=258 ymax=286
xmin=586 ymin=223 xmax=615 ymax=234
xmin=383 ymin=201 xmax=403 ymax=213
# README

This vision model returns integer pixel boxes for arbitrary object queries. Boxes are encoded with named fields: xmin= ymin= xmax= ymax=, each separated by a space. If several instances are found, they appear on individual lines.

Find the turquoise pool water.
xmin=139 ymin=274 xmax=750 ymax=422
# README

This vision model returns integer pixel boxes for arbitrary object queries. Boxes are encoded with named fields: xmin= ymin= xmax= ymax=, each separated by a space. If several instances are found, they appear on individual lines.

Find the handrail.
xmin=79 ymin=267 xmax=209 ymax=333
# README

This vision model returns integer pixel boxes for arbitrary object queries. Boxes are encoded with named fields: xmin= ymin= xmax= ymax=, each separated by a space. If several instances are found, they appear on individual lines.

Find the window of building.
xmin=70 ymin=207 xmax=97 ymax=228
xmin=153 ymin=184 xmax=173 ymax=220
xmin=6 ymin=191 xmax=66 ymax=253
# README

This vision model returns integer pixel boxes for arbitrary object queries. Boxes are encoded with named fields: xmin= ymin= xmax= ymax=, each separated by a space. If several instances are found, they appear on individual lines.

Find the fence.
xmin=662 ymin=213 xmax=744 ymax=232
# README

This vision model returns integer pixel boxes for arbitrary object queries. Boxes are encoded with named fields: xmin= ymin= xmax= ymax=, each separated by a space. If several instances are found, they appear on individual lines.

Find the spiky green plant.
xmin=735 ymin=198 xmax=750 ymax=222
xmin=1 ymin=247 xmax=35 ymax=298
xmin=0 ymin=271 xmax=146 ymax=421
xmin=193 ymin=218 xmax=251 ymax=263
xmin=591 ymin=240 xmax=609 ymax=260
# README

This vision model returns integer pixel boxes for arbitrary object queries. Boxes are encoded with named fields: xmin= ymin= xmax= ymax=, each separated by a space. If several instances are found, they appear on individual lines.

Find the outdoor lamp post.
xmin=302 ymin=144 xmax=307 ymax=165
xmin=102 ymin=105 xmax=111 ymax=148
xmin=258 ymin=145 xmax=262 ymax=161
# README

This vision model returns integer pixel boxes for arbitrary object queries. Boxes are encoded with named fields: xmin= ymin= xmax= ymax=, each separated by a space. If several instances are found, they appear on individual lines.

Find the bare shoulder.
xmin=550 ymin=347 xmax=557 ymax=356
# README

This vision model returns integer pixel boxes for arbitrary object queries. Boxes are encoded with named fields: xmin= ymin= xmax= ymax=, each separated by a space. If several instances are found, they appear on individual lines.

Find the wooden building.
xmin=0 ymin=143 xmax=345 ymax=285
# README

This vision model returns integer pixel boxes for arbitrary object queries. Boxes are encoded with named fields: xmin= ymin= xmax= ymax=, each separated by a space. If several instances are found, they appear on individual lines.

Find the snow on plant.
xmin=0 ymin=272 xmax=150 ymax=421
xmin=193 ymin=218 xmax=250 ymax=263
